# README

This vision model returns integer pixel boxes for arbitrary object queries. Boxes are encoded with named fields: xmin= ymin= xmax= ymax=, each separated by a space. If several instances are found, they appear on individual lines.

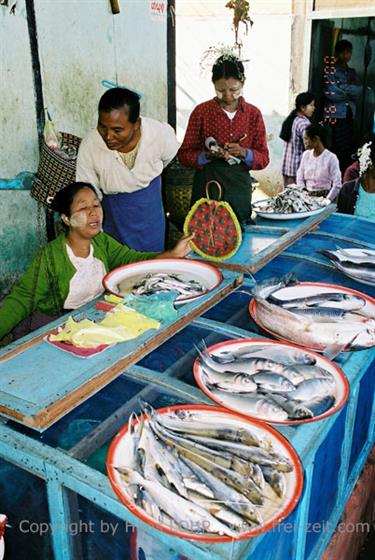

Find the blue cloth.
xmin=102 ymin=176 xmax=166 ymax=251
xmin=198 ymin=148 xmax=253 ymax=167
xmin=324 ymin=64 xmax=362 ymax=119
xmin=354 ymin=185 xmax=375 ymax=220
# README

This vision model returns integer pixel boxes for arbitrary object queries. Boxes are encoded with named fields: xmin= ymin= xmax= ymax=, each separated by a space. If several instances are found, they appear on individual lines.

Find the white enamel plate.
xmin=107 ymin=404 xmax=303 ymax=542
xmin=253 ymin=199 xmax=329 ymax=220
xmin=103 ymin=258 xmax=223 ymax=303
xmin=194 ymin=338 xmax=349 ymax=425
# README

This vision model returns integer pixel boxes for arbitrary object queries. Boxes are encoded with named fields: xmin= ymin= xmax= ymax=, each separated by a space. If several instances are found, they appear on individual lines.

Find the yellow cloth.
xmin=50 ymin=306 xmax=160 ymax=348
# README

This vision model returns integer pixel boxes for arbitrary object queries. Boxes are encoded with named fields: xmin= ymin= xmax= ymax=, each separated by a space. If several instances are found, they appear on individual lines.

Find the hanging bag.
xmin=31 ymin=131 xmax=82 ymax=207
xmin=183 ymin=180 xmax=242 ymax=261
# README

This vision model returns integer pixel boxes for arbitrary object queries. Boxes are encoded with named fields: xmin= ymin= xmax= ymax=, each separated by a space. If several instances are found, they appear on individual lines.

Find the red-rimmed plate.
xmin=107 ymin=404 xmax=303 ymax=542
xmin=249 ymin=282 xmax=375 ymax=352
xmin=193 ymin=338 xmax=349 ymax=425
xmin=103 ymin=258 xmax=223 ymax=304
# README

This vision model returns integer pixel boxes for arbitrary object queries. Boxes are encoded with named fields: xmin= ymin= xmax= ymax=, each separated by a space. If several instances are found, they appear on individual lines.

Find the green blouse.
xmin=0 ymin=232 xmax=156 ymax=339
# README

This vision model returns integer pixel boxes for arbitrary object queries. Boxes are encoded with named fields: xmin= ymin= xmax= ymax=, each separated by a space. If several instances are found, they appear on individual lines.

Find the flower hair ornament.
xmin=357 ymin=141 xmax=373 ymax=176
xmin=200 ymin=44 xmax=249 ymax=77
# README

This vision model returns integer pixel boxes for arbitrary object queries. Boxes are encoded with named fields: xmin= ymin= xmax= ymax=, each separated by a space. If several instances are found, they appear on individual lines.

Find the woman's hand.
xmin=206 ymin=146 xmax=227 ymax=160
xmin=157 ymin=233 xmax=194 ymax=259
xmin=224 ymin=142 xmax=247 ymax=159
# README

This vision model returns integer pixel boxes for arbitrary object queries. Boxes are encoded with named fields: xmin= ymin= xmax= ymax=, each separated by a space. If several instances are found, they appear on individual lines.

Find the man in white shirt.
xmin=76 ymin=88 xmax=179 ymax=251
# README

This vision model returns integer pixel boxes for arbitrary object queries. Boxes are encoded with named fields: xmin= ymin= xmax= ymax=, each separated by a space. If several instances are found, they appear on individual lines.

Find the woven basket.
xmin=31 ymin=132 xmax=82 ymax=207
xmin=163 ymin=159 xmax=194 ymax=230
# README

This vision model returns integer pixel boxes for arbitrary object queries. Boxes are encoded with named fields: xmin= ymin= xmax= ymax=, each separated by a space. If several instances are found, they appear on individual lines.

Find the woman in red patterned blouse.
xmin=178 ymin=54 xmax=269 ymax=225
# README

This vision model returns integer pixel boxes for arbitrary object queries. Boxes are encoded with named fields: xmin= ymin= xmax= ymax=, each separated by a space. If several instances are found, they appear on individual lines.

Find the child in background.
xmin=280 ymin=92 xmax=315 ymax=188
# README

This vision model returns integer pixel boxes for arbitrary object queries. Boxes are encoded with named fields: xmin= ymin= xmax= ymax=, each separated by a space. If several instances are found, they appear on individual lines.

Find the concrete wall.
xmin=0 ymin=0 xmax=168 ymax=292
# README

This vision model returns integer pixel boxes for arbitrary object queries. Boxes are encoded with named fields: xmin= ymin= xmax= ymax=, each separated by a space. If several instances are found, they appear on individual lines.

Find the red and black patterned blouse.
xmin=178 ymin=97 xmax=269 ymax=170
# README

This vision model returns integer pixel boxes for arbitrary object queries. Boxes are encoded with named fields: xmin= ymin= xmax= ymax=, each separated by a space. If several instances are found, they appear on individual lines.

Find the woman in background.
xmin=296 ymin=124 xmax=342 ymax=203
xmin=280 ymin=91 xmax=315 ymax=187
xmin=178 ymin=52 xmax=269 ymax=226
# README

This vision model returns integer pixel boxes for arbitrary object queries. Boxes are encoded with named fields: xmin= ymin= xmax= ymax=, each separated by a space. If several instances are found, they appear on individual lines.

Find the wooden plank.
xmin=193 ymin=205 xmax=335 ymax=272
xmin=0 ymin=272 xmax=243 ymax=431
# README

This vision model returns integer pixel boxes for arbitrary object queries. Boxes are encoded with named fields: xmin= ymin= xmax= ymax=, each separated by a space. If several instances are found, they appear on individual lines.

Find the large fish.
xmin=286 ymin=307 xmax=369 ymax=323
xmin=118 ymin=467 xmax=239 ymax=538
xmin=201 ymin=365 xmax=258 ymax=394
xmin=149 ymin=417 xmax=265 ymax=504
xmin=196 ymin=344 xmax=303 ymax=382
xmin=269 ymin=291 xmax=366 ymax=311
xmin=210 ymin=389 xmax=289 ymax=422
xmin=154 ymin=409 xmax=262 ymax=447
xmin=320 ymin=248 xmax=375 ymax=266
xmin=214 ymin=345 xmax=316 ymax=366
xmin=253 ymin=294 xmax=375 ymax=350
xmin=182 ymin=457 xmax=263 ymax=525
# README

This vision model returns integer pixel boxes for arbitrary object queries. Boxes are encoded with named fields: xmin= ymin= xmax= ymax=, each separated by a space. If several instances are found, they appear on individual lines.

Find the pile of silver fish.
xmin=320 ymin=248 xmax=375 ymax=285
xmin=196 ymin=342 xmax=336 ymax=421
xmin=114 ymin=404 xmax=295 ymax=538
xmin=253 ymin=274 xmax=375 ymax=351
xmin=119 ymin=273 xmax=205 ymax=297
xmin=255 ymin=187 xmax=325 ymax=214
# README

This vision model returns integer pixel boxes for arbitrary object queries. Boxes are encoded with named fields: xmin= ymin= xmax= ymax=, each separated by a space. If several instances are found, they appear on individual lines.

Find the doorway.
xmin=309 ymin=17 xmax=375 ymax=148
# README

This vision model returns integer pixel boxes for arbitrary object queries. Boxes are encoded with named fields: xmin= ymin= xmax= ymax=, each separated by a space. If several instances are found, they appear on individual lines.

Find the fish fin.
xmin=323 ymin=335 xmax=357 ymax=360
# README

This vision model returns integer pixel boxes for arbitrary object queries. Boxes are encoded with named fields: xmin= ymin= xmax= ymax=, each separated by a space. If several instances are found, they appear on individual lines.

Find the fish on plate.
xmin=252 ymin=275 xmax=375 ymax=351
xmin=111 ymin=403 xmax=297 ymax=539
xmin=120 ymin=272 xmax=205 ymax=297
xmin=320 ymin=248 xmax=375 ymax=285
xmin=194 ymin=340 xmax=346 ymax=422
xmin=254 ymin=187 xmax=326 ymax=214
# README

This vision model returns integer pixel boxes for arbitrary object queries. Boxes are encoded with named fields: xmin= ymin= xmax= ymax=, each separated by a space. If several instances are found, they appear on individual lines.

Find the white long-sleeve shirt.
xmin=296 ymin=148 xmax=342 ymax=201
xmin=76 ymin=117 xmax=179 ymax=194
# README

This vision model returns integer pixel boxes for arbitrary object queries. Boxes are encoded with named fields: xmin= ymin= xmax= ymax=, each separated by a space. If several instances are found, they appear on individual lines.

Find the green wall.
xmin=0 ymin=191 xmax=46 ymax=298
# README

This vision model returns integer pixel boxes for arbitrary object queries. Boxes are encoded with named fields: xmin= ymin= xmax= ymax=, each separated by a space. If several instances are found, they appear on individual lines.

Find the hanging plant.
xmin=225 ymin=0 xmax=253 ymax=53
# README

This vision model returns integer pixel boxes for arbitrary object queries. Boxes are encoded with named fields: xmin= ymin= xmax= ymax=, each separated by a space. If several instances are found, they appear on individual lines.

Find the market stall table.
xmin=0 ymin=212 xmax=374 ymax=560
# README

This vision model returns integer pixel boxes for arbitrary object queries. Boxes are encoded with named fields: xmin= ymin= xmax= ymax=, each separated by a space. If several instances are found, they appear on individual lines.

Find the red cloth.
xmin=343 ymin=161 xmax=359 ymax=183
xmin=178 ymin=97 xmax=269 ymax=170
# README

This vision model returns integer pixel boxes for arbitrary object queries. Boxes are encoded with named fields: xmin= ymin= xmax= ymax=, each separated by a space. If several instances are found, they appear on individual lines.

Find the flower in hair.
xmin=358 ymin=141 xmax=373 ymax=176
xmin=199 ymin=43 xmax=248 ymax=77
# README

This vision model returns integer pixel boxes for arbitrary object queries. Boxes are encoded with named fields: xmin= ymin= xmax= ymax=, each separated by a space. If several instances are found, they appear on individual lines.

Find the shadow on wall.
xmin=252 ymin=110 xmax=285 ymax=197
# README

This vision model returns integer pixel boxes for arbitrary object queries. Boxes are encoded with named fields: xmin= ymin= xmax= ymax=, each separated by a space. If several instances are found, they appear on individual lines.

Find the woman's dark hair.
xmin=52 ymin=182 xmax=98 ymax=217
xmin=98 ymin=87 xmax=140 ymax=123
xmin=212 ymin=55 xmax=245 ymax=83
xmin=304 ymin=123 xmax=327 ymax=146
xmin=279 ymin=91 xmax=315 ymax=142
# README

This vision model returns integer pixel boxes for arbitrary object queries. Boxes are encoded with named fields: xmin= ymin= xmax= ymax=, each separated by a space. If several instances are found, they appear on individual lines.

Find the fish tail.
xmin=253 ymin=273 xmax=298 ymax=300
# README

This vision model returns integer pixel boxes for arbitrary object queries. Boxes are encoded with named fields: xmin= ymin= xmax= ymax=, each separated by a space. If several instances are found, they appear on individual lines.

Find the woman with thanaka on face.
xmin=338 ymin=136 xmax=375 ymax=218
xmin=178 ymin=52 xmax=269 ymax=226
xmin=76 ymin=87 xmax=179 ymax=252
xmin=280 ymin=91 xmax=315 ymax=187
xmin=0 ymin=182 xmax=193 ymax=342
xmin=296 ymin=123 xmax=342 ymax=203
